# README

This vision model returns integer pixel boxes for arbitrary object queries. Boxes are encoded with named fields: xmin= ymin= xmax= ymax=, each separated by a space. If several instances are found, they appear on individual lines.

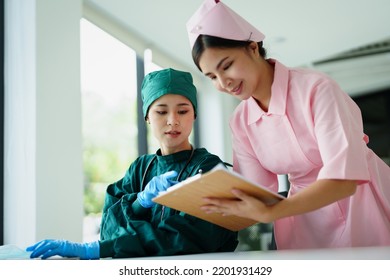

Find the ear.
xmin=248 ymin=41 xmax=259 ymax=57
xmin=146 ymin=117 xmax=150 ymax=124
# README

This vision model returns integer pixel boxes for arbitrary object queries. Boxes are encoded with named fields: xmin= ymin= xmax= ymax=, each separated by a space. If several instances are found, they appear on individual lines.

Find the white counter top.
xmin=132 ymin=246 xmax=390 ymax=260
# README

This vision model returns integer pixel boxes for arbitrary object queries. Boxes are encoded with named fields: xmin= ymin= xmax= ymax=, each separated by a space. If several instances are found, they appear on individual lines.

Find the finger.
xmin=30 ymin=246 xmax=48 ymax=258
xmin=41 ymin=250 xmax=59 ymax=259
xmin=163 ymin=170 xmax=178 ymax=180
xmin=30 ymin=249 xmax=44 ymax=259
xmin=200 ymin=205 xmax=219 ymax=213
xmin=30 ymin=242 xmax=57 ymax=259
xmin=202 ymin=197 xmax=225 ymax=206
xmin=231 ymin=188 xmax=251 ymax=200
xmin=201 ymin=204 xmax=230 ymax=214
xmin=26 ymin=240 xmax=46 ymax=251
xmin=203 ymin=197 xmax=241 ymax=208
xmin=166 ymin=179 xmax=179 ymax=188
xmin=26 ymin=244 xmax=39 ymax=252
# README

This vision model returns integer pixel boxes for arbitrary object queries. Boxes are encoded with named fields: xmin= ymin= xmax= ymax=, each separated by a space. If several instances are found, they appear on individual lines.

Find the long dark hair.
xmin=192 ymin=35 xmax=267 ymax=71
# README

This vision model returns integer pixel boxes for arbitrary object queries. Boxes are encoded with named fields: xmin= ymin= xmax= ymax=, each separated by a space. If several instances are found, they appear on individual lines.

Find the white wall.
xmin=4 ymin=0 xmax=84 ymax=247
xmin=196 ymin=81 xmax=238 ymax=164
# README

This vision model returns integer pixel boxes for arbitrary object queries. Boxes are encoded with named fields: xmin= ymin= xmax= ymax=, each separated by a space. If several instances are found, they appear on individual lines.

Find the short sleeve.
xmin=312 ymin=78 xmax=370 ymax=183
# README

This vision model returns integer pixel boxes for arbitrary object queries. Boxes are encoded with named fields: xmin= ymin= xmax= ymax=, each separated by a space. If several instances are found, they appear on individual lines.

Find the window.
xmin=80 ymin=19 xmax=138 ymax=241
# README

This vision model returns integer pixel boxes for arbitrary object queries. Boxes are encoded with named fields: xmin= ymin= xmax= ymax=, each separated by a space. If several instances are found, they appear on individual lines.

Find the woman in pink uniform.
xmin=186 ymin=0 xmax=390 ymax=249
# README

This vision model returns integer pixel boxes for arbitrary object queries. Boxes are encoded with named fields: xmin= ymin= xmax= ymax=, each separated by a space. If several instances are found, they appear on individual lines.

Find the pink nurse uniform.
xmin=230 ymin=59 xmax=390 ymax=249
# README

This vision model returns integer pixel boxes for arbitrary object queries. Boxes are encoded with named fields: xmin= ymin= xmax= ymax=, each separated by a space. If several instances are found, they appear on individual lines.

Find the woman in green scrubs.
xmin=26 ymin=68 xmax=238 ymax=259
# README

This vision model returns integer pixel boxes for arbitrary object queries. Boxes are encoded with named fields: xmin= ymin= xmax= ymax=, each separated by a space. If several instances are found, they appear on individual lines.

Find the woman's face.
xmin=147 ymin=94 xmax=194 ymax=155
xmin=198 ymin=43 xmax=271 ymax=102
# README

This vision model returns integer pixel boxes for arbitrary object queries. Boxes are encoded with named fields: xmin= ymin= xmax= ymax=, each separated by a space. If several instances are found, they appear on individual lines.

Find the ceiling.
xmin=84 ymin=0 xmax=390 ymax=71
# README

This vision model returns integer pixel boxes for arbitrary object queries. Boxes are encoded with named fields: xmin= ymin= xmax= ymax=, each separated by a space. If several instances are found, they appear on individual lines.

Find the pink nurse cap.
xmin=186 ymin=0 xmax=265 ymax=49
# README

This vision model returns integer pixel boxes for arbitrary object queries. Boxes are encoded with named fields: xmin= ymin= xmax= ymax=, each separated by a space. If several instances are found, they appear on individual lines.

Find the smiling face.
xmin=198 ymin=42 xmax=273 ymax=109
xmin=146 ymin=94 xmax=195 ymax=155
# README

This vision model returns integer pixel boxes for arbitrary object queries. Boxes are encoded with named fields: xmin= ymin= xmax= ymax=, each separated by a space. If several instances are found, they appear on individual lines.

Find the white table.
xmin=131 ymin=246 xmax=390 ymax=260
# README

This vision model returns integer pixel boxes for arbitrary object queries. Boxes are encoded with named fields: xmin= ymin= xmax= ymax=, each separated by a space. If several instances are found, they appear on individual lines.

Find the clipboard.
xmin=153 ymin=163 xmax=285 ymax=231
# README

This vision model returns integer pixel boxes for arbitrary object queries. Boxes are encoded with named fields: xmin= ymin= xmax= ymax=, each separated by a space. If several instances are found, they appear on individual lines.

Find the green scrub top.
xmin=99 ymin=148 xmax=239 ymax=258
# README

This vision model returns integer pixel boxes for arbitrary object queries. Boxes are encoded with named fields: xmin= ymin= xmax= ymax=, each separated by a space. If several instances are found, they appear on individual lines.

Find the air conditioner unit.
xmin=310 ymin=39 xmax=390 ymax=97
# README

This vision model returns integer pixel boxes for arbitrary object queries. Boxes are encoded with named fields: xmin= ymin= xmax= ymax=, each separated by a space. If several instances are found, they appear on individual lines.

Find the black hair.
xmin=192 ymin=34 xmax=267 ymax=72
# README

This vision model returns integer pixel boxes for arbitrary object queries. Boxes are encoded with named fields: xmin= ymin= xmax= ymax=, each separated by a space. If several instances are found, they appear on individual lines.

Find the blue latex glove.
xmin=137 ymin=170 xmax=178 ymax=208
xmin=26 ymin=239 xmax=99 ymax=260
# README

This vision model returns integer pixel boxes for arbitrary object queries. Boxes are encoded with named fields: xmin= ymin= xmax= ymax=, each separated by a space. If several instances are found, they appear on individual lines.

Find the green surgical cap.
xmin=141 ymin=68 xmax=197 ymax=119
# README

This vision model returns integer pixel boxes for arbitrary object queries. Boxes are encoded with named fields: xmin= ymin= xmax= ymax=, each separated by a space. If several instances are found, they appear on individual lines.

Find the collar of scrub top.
xmin=186 ymin=0 xmax=266 ymax=49
xmin=247 ymin=59 xmax=288 ymax=125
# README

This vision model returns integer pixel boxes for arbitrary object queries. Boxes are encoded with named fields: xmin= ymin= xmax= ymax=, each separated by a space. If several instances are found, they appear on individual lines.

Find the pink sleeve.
xmin=312 ymin=78 xmax=370 ymax=182
xmin=230 ymin=116 xmax=279 ymax=194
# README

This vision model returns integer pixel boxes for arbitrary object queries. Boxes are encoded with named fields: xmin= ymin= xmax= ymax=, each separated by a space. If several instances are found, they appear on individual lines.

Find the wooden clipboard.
xmin=153 ymin=163 xmax=285 ymax=231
